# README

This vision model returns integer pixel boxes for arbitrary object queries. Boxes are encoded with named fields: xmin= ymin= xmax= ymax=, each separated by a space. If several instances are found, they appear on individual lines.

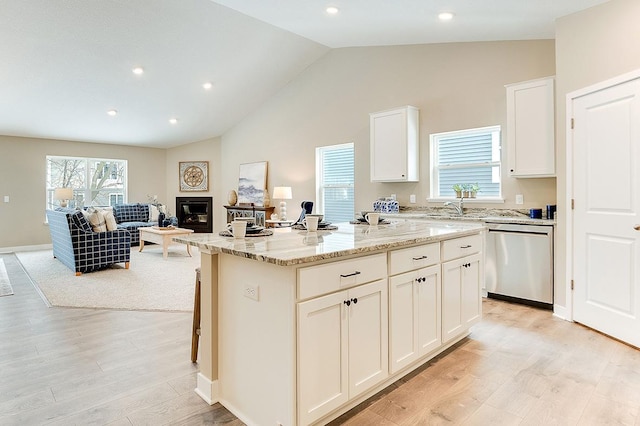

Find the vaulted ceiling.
xmin=0 ymin=0 xmax=608 ymax=148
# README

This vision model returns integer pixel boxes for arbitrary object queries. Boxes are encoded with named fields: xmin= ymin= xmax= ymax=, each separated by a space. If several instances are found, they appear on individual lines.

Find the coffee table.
xmin=139 ymin=226 xmax=194 ymax=259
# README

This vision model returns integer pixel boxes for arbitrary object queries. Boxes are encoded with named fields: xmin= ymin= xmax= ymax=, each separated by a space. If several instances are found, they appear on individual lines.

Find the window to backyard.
xmin=430 ymin=125 xmax=502 ymax=200
xmin=316 ymin=143 xmax=354 ymax=223
xmin=46 ymin=156 xmax=127 ymax=208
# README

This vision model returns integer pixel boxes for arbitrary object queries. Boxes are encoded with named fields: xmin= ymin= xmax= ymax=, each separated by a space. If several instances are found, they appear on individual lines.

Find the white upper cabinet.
xmin=370 ymin=106 xmax=419 ymax=182
xmin=506 ymin=77 xmax=555 ymax=178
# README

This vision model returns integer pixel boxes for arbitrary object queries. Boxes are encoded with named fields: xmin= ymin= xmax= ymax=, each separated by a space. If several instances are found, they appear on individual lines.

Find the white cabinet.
xmin=442 ymin=254 xmax=482 ymax=343
xmin=297 ymin=279 xmax=388 ymax=425
xmin=389 ymin=264 xmax=441 ymax=373
xmin=370 ymin=106 xmax=419 ymax=182
xmin=506 ymin=77 xmax=555 ymax=177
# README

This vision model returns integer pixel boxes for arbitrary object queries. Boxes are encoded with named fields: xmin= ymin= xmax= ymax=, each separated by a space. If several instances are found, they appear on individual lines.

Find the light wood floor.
xmin=2 ymin=252 xmax=639 ymax=425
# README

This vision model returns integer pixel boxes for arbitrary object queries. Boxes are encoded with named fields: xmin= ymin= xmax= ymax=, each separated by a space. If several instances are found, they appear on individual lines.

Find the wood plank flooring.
xmin=1 ymin=252 xmax=639 ymax=425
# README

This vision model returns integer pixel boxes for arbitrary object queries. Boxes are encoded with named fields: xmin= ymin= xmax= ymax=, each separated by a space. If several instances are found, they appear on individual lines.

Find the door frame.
xmin=565 ymin=68 xmax=640 ymax=321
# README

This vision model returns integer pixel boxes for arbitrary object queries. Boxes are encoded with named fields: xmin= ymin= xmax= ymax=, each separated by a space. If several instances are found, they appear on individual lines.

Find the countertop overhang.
xmin=173 ymin=220 xmax=485 ymax=266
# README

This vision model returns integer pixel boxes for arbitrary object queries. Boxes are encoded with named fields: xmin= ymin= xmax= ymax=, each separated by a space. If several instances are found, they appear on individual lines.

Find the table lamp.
xmin=54 ymin=188 xmax=74 ymax=208
xmin=272 ymin=186 xmax=292 ymax=220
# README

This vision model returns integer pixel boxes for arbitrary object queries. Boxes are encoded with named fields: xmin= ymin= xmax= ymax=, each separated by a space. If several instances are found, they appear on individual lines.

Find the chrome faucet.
xmin=444 ymin=197 xmax=464 ymax=216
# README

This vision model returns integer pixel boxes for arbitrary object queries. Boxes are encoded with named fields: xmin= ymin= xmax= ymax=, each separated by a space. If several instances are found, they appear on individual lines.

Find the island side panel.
xmin=195 ymin=248 xmax=219 ymax=404
xmin=218 ymin=253 xmax=297 ymax=426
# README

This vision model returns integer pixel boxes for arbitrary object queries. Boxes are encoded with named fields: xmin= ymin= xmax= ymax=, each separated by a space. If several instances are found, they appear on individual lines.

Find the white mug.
xmin=365 ymin=212 xmax=380 ymax=225
xmin=303 ymin=215 xmax=320 ymax=232
xmin=230 ymin=220 xmax=247 ymax=238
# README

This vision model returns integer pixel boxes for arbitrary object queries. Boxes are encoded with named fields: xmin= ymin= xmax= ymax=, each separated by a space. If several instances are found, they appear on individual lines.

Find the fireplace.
xmin=176 ymin=197 xmax=213 ymax=233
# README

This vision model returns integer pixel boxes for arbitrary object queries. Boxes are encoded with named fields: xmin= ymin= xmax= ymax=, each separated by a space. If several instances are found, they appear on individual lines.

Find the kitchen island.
xmin=175 ymin=220 xmax=485 ymax=426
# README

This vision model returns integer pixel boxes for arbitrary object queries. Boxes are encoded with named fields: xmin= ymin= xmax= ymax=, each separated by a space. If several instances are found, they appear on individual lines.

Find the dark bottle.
xmin=158 ymin=212 xmax=165 ymax=227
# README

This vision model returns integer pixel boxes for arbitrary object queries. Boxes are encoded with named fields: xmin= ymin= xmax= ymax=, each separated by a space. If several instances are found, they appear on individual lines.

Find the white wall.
xmin=555 ymin=0 xmax=640 ymax=309
xmin=216 ymin=40 xmax=557 ymax=230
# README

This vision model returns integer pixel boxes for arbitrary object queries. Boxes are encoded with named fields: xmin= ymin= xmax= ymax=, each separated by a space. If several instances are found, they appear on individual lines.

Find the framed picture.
xmin=179 ymin=161 xmax=209 ymax=192
xmin=238 ymin=161 xmax=267 ymax=206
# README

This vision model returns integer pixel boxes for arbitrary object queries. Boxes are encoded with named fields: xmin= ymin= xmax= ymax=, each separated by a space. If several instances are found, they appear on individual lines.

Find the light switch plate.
xmin=3 ymin=196 xmax=8 ymax=203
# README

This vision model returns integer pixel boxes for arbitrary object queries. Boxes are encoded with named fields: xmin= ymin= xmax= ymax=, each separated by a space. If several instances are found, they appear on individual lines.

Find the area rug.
xmin=0 ymin=259 xmax=14 ymax=297
xmin=16 ymin=246 xmax=200 ymax=311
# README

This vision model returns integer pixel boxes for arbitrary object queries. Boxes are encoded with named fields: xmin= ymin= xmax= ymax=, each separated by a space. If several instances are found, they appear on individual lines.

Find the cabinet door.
xmin=506 ymin=77 xmax=555 ymax=177
xmin=389 ymin=265 xmax=441 ymax=374
xmin=461 ymin=254 xmax=482 ymax=328
xmin=416 ymin=265 xmax=441 ymax=357
xmin=370 ymin=106 xmax=419 ymax=182
xmin=389 ymin=271 xmax=419 ymax=373
xmin=298 ymin=291 xmax=349 ymax=425
xmin=442 ymin=255 xmax=482 ymax=343
xmin=348 ymin=279 xmax=389 ymax=398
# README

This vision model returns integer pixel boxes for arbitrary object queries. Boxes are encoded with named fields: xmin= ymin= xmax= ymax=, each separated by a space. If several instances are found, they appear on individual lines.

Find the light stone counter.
xmin=382 ymin=207 xmax=556 ymax=226
xmin=174 ymin=219 xmax=485 ymax=266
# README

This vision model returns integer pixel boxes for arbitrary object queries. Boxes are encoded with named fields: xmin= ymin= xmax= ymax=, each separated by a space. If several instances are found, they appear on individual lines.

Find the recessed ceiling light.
xmin=203 ymin=82 xmax=213 ymax=90
xmin=438 ymin=12 xmax=454 ymax=21
xmin=169 ymin=118 xmax=178 ymax=125
xmin=107 ymin=109 xmax=118 ymax=116
xmin=132 ymin=66 xmax=144 ymax=75
xmin=326 ymin=6 xmax=339 ymax=15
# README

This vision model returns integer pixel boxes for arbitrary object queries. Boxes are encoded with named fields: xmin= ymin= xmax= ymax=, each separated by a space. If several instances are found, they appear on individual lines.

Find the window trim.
xmin=429 ymin=125 xmax=504 ymax=202
xmin=46 ymin=155 xmax=128 ymax=209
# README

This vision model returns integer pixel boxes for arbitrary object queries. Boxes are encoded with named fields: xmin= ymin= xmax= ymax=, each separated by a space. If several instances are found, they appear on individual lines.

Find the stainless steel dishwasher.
xmin=485 ymin=222 xmax=554 ymax=309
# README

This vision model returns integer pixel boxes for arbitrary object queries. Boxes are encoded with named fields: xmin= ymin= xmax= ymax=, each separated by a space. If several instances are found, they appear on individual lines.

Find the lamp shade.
xmin=272 ymin=186 xmax=292 ymax=200
xmin=54 ymin=188 xmax=73 ymax=200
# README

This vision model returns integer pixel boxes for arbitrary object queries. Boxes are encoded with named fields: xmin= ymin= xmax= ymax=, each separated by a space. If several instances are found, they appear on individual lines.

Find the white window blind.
xmin=430 ymin=126 xmax=501 ymax=199
xmin=316 ymin=143 xmax=354 ymax=223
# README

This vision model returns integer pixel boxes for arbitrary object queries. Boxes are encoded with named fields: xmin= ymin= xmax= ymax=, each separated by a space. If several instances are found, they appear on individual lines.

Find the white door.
xmin=572 ymin=76 xmax=640 ymax=348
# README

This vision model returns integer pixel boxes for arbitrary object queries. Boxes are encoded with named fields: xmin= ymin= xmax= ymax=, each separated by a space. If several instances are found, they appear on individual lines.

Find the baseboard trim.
xmin=553 ymin=304 xmax=569 ymax=321
xmin=0 ymin=244 xmax=52 ymax=254
xmin=195 ymin=373 xmax=219 ymax=405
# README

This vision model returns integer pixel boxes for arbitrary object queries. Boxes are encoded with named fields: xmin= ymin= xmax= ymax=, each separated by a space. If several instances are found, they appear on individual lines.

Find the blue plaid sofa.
xmin=112 ymin=203 xmax=155 ymax=246
xmin=46 ymin=209 xmax=131 ymax=275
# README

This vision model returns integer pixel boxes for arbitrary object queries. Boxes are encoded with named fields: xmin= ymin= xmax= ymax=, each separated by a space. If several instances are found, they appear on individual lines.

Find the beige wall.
xmin=217 ymin=40 xmax=557 ymax=230
xmin=0 ymin=136 xmax=166 ymax=249
xmin=166 ymin=136 xmax=222 ymax=223
xmin=554 ymin=0 xmax=640 ymax=309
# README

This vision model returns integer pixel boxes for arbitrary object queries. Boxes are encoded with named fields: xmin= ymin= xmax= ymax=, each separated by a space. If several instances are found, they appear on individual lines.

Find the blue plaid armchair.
xmin=46 ymin=209 xmax=131 ymax=275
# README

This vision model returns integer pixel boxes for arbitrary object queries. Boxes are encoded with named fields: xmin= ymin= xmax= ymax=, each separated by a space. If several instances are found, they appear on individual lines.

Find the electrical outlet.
xmin=243 ymin=284 xmax=259 ymax=301
xmin=515 ymin=194 xmax=524 ymax=205
xmin=409 ymin=194 xmax=416 ymax=204
xmin=3 ymin=196 xmax=8 ymax=203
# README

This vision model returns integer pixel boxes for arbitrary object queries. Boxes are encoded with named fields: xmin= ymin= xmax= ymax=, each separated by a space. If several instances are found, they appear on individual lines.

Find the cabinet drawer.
xmin=389 ymin=243 xmax=440 ymax=275
xmin=298 ymin=253 xmax=387 ymax=300
xmin=442 ymin=234 xmax=482 ymax=261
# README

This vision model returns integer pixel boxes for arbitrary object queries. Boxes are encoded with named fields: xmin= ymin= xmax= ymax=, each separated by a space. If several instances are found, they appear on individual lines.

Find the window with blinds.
xmin=316 ymin=143 xmax=355 ymax=223
xmin=430 ymin=126 xmax=501 ymax=199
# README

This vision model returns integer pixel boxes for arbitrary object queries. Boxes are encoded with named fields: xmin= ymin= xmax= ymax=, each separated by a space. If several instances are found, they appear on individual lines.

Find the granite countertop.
xmin=173 ymin=220 xmax=485 ymax=266
xmin=382 ymin=207 xmax=556 ymax=226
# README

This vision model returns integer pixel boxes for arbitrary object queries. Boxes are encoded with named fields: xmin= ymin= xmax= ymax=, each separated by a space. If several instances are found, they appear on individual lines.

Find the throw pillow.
xmin=85 ymin=207 xmax=107 ymax=232
xmin=100 ymin=208 xmax=118 ymax=231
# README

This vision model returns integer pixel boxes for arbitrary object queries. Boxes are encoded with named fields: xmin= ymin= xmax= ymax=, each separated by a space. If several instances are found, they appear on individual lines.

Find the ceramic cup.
xmin=230 ymin=220 xmax=247 ymax=238
xmin=234 ymin=217 xmax=255 ymax=226
xmin=365 ymin=212 xmax=380 ymax=225
xmin=303 ymin=215 xmax=320 ymax=232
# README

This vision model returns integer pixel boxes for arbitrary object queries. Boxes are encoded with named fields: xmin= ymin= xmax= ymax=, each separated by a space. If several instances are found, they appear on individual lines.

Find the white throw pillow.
xmin=85 ymin=208 xmax=107 ymax=232
xmin=100 ymin=208 xmax=118 ymax=231
xmin=149 ymin=204 xmax=160 ymax=222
